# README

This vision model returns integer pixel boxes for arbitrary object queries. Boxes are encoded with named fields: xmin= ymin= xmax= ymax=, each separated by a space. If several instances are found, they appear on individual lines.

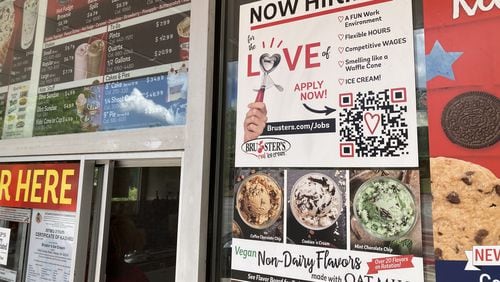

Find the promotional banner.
xmin=424 ymin=0 xmax=500 ymax=280
xmin=232 ymin=0 xmax=424 ymax=280
xmin=0 ymin=163 xmax=80 ymax=212
xmin=235 ymin=0 xmax=418 ymax=167
xmin=25 ymin=209 xmax=76 ymax=282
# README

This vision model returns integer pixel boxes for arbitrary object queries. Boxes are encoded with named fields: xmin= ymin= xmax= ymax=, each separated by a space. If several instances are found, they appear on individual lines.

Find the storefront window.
xmin=212 ymin=0 xmax=435 ymax=281
xmin=105 ymin=166 xmax=180 ymax=281
xmin=0 ymin=208 xmax=30 ymax=282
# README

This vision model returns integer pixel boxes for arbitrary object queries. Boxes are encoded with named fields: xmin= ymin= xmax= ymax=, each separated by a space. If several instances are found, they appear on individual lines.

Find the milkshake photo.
xmin=21 ymin=0 xmax=38 ymax=50
xmin=74 ymin=43 xmax=89 ymax=80
xmin=86 ymin=39 xmax=105 ymax=78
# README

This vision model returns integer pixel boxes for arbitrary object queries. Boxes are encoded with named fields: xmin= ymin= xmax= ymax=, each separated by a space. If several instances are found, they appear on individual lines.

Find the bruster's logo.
xmin=242 ymin=137 xmax=291 ymax=159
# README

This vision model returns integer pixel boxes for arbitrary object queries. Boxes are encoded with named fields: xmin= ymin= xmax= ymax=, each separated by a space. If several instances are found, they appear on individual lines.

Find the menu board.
xmin=424 ymin=0 xmax=500 ymax=281
xmin=0 ymin=0 xmax=193 ymax=140
xmin=26 ymin=210 xmax=76 ymax=282
xmin=0 ymin=0 xmax=191 ymax=140
xmin=234 ymin=0 xmax=418 ymax=168
xmin=37 ymin=2 xmax=191 ymax=133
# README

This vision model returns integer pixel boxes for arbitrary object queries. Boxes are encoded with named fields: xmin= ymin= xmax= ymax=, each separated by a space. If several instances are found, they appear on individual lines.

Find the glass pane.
xmin=214 ymin=0 xmax=430 ymax=281
xmin=0 ymin=219 xmax=28 ymax=282
xmin=85 ymin=166 xmax=105 ymax=282
xmin=105 ymin=167 xmax=180 ymax=282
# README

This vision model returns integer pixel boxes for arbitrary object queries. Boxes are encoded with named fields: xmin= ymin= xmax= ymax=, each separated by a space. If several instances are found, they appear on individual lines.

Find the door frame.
xmin=0 ymin=150 xmax=209 ymax=281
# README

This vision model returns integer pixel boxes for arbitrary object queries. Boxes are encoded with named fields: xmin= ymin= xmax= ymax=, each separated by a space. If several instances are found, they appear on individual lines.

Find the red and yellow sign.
xmin=0 ymin=163 xmax=80 ymax=212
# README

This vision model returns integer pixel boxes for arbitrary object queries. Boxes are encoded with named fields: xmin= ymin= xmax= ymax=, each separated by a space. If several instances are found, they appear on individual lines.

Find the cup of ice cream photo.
xmin=353 ymin=177 xmax=417 ymax=241
xmin=290 ymin=173 xmax=343 ymax=230
xmin=236 ymin=173 xmax=282 ymax=230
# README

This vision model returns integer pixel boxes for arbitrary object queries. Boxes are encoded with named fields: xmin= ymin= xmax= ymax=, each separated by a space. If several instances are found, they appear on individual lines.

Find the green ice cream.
xmin=354 ymin=177 xmax=416 ymax=240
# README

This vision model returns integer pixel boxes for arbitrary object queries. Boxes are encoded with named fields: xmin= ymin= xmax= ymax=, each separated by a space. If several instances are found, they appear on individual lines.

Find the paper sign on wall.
xmin=26 ymin=209 xmax=76 ymax=282
xmin=0 ymin=227 xmax=11 ymax=266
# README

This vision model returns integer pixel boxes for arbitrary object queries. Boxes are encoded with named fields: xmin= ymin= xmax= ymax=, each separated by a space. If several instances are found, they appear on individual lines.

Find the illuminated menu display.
xmin=0 ymin=0 xmax=191 ymax=140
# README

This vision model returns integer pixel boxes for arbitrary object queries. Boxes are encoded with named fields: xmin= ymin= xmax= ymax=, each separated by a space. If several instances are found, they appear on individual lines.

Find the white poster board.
xmin=25 ymin=209 xmax=76 ymax=282
xmin=0 ymin=227 xmax=11 ymax=266
xmin=235 ymin=0 xmax=418 ymax=167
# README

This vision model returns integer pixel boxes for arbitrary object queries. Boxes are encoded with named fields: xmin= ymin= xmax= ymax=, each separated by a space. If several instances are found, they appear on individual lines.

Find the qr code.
xmin=338 ymin=88 xmax=409 ymax=157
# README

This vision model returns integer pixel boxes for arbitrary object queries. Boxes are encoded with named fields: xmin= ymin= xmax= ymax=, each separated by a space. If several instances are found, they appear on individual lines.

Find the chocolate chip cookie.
xmin=430 ymin=157 xmax=499 ymax=260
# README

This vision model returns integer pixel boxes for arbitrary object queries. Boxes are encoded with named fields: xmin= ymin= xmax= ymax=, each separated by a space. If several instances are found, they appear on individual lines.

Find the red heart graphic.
xmin=338 ymin=16 xmax=344 ymax=22
xmin=338 ymin=34 xmax=344 ymax=40
xmin=338 ymin=61 xmax=344 ymax=67
xmin=364 ymin=112 xmax=381 ymax=134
